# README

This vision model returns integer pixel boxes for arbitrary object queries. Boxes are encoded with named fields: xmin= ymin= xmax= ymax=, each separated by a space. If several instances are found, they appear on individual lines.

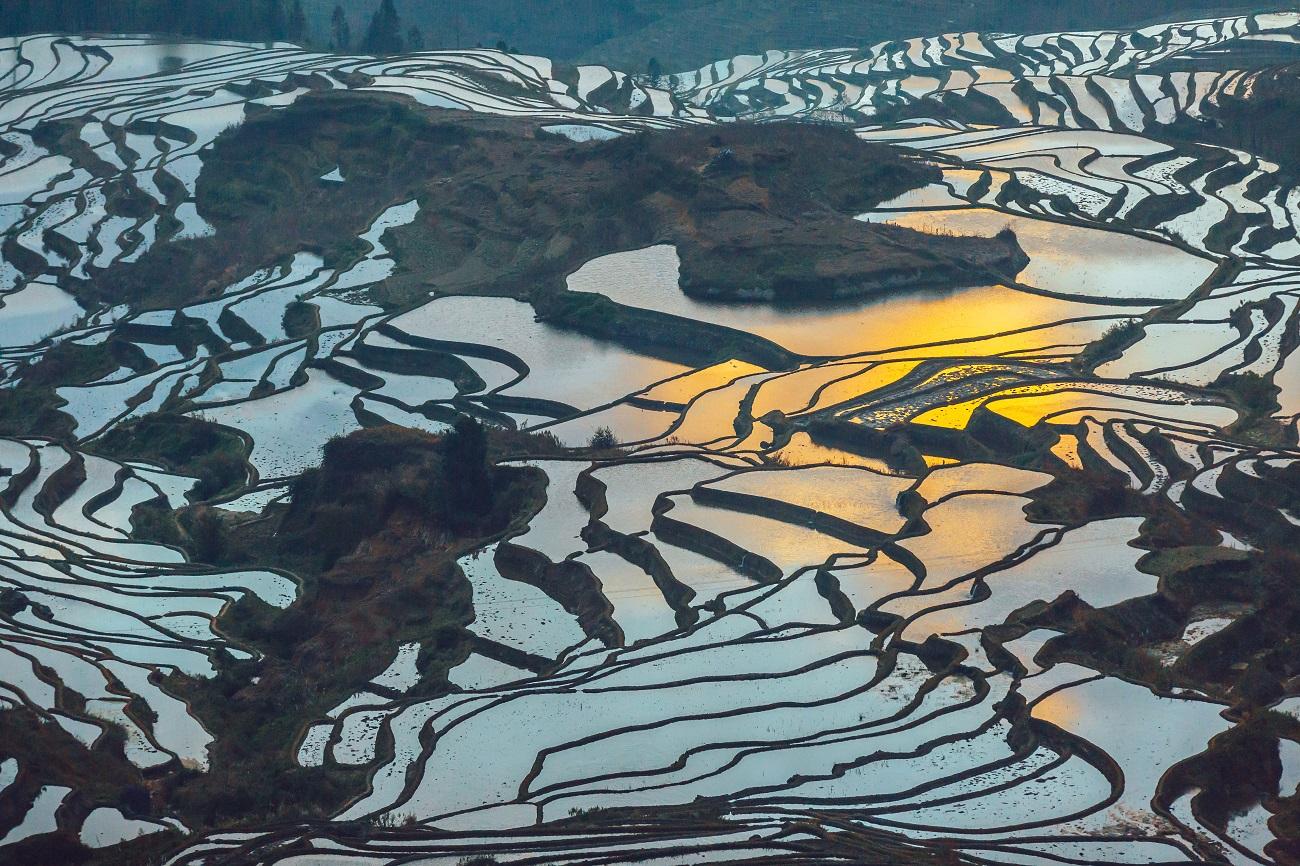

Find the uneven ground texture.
xmin=3 ymin=9 xmax=1300 ymax=866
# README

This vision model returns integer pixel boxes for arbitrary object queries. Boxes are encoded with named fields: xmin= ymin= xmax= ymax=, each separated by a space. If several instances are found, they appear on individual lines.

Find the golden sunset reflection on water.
xmin=667 ymin=373 xmax=772 ymax=444
xmin=993 ymin=392 xmax=1238 ymax=430
xmin=912 ymin=383 xmax=1064 ymax=429
xmin=1051 ymin=433 xmax=1084 ymax=469
xmin=574 ymin=242 xmax=1133 ymax=359
xmin=898 ymin=493 xmax=1042 ymax=587
xmin=713 ymin=465 xmax=912 ymax=533
xmin=641 ymin=359 xmax=766 ymax=404
xmin=859 ymin=207 xmax=1214 ymax=302
xmin=806 ymin=361 xmax=922 ymax=412
xmin=909 ymin=383 xmax=1238 ymax=433
xmin=750 ymin=362 xmax=871 ymax=417
xmin=769 ymin=432 xmax=893 ymax=471
xmin=755 ymin=283 xmax=1124 ymax=357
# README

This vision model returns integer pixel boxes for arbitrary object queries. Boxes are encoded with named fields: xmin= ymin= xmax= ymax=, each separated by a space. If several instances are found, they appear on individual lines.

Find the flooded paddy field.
xmin=3 ymin=9 xmax=1300 ymax=865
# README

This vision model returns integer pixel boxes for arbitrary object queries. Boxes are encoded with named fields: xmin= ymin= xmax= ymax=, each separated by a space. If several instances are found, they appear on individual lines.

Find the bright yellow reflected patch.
xmin=988 ymin=390 xmax=1238 ymax=430
xmin=770 ymin=432 xmax=893 ymax=472
xmin=991 ymin=390 xmax=1113 ymax=426
xmin=916 ymin=363 xmax=1008 ymax=389
xmin=570 ymin=242 xmax=1130 ymax=357
xmin=668 ymin=373 xmax=770 ymax=445
xmin=1050 ymin=433 xmax=1083 ymax=470
xmin=751 ymin=362 xmax=870 ymax=418
xmin=810 ymin=360 xmax=922 ymax=413
xmin=909 ymin=382 xmax=1092 ymax=429
xmin=1029 ymin=686 xmax=1083 ymax=729
xmin=751 ymin=284 xmax=1119 ymax=357
xmin=872 ymin=317 xmax=1118 ymax=362
xmin=730 ymin=420 xmax=774 ymax=452
xmin=642 ymin=359 xmax=765 ymax=405
xmin=912 ymin=397 xmax=986 ymax=429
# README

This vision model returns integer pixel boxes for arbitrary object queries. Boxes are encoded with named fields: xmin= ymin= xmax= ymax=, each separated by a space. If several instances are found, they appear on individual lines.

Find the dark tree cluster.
xmin=2 ymin=0 xmax=418 ymax=55
xmin=2 ymin=0 xmax=1270 ymax=68
xmin=359 ymin=0 xmax=422 ymax=55
xmin=2 ymin=0 xmax=310 ymax=44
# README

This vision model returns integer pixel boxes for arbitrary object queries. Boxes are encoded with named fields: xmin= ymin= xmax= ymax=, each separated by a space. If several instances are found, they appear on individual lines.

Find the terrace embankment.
xmin=93 ymin=91 xmax=1026 ymax=316
xmin=999 ymin=469 xmax=1300 ymax=852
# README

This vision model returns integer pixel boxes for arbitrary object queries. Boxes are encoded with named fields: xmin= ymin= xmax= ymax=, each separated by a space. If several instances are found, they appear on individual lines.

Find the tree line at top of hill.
xmin=1 ymin=0 xmax=429 ymax=54
xmin=3 ymin=0 xmax=1277 ymax=67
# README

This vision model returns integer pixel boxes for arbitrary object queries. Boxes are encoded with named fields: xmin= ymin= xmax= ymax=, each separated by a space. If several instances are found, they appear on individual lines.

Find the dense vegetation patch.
xmin=92 ymin=414 xmax=248 ymax=500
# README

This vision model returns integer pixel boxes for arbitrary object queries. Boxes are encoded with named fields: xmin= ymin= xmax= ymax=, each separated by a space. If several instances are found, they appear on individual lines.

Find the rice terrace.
xmin=4 ymin=1 xmax=1300 ymax=863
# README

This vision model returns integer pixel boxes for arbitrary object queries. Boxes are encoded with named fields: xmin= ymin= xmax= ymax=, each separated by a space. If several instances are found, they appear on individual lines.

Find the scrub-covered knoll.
xmin=92 ymin=414 xmax=247 ymax=500
xmin=161 ymin=420 xmax=546 ymax=827
xmin=277 ymin=418 xmax=531 ymax=571
xmin=94 ymin=92 xmax=1025 ymax=313
xmin=624 ymin=125 xmax=1027 ymax=301
xmin=0 ymin=340 xmax=120 ymax=436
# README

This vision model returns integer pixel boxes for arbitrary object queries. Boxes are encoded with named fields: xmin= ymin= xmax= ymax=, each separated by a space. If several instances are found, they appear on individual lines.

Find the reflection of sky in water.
xmin=898 ymin=493 xmax=1042 ymax=586
xmin=392 ymin=295 xmax=688 ymax=409
xmin=912 ymin=382 xmax=1237 ymax=431
xmin=750 ymin=362 xmax=869 ymax=416
xmin=642 ymin=359 xmax=764 ymax=403
xmin=711 ymin=466 xmax=910 ymax=533
xmin=569 ymin=245 xmax=1135 ymax=357
xmin=770 ymin=432 xmax=893 ymax=471
xmin=668 ymin=498 xmax=868 ymax=573
xmin=5 ymin=25 xmax=1297 ymax=862
xmin=1032 ymin=677 xmax=1230 ymax=822
xmin=859 ymin=208 xmax=1215 ymax=303
xmin=83 ymin=39 xmax=257 ymax=82
xmin=667 ymin=372 xmax=771 ymax=444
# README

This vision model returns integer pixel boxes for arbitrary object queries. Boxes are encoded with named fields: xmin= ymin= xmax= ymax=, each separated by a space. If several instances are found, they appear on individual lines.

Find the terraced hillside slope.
xmin=3 ymin=8 xmax=1300 ymax=866
xmin=96 ymin=103 xmax=1023 ymax=312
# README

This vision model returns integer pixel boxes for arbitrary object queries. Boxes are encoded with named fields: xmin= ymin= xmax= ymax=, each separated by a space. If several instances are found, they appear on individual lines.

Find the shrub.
xmin=188 ymin=508 xmax=229 ymax=564
xmin=193 ymin=450 xmax=247 ymax=500
xmin=588 ymin=426 xmax=618 ymax=450
xmin=1075 ymin=318 xmax=1143 ymax=370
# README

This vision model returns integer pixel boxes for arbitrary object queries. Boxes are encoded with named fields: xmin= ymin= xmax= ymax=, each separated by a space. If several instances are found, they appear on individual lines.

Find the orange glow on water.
xmin=642 ymin=359 xmax=766 ymax=405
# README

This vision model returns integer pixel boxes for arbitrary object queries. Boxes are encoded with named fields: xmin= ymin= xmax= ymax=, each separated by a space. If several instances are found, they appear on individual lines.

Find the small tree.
xmin=330 ymin=4 xmax=352 ymax=52
xmin=406 ymin=24 xmax=425 ymax=51
xmin=188 ymin=507 xmax=228 ymax=564
xmin=261 ymin=0 xmax=287 ymax=40
xmin=287 ymin=0 xmax=307 ymax=43
xmin=589 ymin=426 xmax=617 ymax=450
xmin=445 ymin=416 xmax=492 ymax=516
xmin=362 ymin=0 xmax=405 ymax=54
xmin=647 ymin=56 xmax=662 ymax=85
